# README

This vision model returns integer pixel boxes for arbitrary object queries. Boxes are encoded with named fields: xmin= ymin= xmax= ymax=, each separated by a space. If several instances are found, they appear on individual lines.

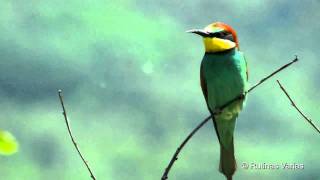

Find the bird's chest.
xmin=202 ymin=54 xmax=246 ymax=111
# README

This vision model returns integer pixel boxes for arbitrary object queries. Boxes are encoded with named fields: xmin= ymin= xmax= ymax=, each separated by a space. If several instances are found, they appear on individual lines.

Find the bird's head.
xmin=187 ymin=22 xmax=239 ymax=53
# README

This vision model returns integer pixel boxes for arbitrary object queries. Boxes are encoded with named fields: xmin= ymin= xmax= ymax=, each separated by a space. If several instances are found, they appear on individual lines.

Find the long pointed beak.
xmin=186 ymin=29 xmax=210 ymax=37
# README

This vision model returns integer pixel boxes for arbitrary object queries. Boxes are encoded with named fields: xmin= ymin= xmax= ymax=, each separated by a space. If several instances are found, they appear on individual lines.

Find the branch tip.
xmin=276 ymin=80 xmax=320 ymax=134
xmin=58 ymin=91 xmax=97 ymax=180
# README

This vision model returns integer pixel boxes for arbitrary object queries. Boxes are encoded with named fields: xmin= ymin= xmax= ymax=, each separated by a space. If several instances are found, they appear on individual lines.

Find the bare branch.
xmin=276 ymin=80 xmax=320 ymax=134
xmin=248 ymin=55 xmax=298 ymax=93
xmin=161 ymin=56 xmax=299 ymax=180
xmin=58 ymin=90 xmax=96 ymax=180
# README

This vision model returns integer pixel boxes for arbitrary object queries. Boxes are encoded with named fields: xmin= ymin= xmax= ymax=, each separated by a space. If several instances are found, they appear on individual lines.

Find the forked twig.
xmin=276 ymin=80 xmax=320 ymax=134
xmin=58 ymin=90 xmax=96 ymax=180
xmin=161 ymin=56 xmax=298 ymax=180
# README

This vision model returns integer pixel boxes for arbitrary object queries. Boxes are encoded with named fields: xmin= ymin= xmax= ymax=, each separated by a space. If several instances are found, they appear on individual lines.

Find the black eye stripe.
xmin=208 ymin=31 xmax=229 ymax=38
xmin=208 ymin=31 xmax=234 ymax=42
xmin=206 ymin=31 xmax=235 ymax=42
xmin=224 ymin=34 xmax=234 ymax=42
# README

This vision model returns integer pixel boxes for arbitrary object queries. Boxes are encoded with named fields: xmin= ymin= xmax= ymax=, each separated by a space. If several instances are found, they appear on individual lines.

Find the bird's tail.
xmin=219 ymin=138 xmax=236 ymax=180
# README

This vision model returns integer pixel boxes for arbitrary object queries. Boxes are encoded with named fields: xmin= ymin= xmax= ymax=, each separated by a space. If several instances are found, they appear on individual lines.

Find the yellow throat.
xmin=203 ymin=37 xmax=236 ymax=53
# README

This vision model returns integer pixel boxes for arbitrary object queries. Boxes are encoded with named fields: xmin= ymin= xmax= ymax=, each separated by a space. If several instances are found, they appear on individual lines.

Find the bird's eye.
xmin=209 ymin=31 xmax=228 ymax=38
xmin=220 ymin=31 xmax=227 ymax=36
xmin=224 ymin=34 xmax=234 ymax=42
xmin=210 ymin=32 xmax=222 ymax=38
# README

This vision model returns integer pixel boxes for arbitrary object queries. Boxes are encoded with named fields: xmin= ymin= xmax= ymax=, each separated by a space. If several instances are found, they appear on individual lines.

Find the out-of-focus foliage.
xmin=0 ymin=130 xmax=18 ymax=155
xmin=0 ymin=0 xmax=319 ymax=179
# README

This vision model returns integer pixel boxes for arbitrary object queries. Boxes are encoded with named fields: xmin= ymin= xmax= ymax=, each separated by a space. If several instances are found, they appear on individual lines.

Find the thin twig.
xmin=58 ymin=90 xmax=96 ymax=180
xmin=248 ymin=55 xmax=298 ymax=92
xmin=161 ymin=56 xmax=299 ymax=180
xmin=276 ymin=80 xmax=320 ymax=134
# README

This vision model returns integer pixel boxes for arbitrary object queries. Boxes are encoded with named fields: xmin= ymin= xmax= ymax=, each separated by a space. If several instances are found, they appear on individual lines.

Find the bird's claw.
xmin=214 ymin=108 xmax=223 ymax=115
xmin=239 ymin=93 xmax=246 ymax=100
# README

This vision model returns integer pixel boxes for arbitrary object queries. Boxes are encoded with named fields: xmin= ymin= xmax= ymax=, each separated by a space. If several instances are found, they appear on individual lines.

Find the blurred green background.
xmin=0 ymin=0 xmax=319 ymax=179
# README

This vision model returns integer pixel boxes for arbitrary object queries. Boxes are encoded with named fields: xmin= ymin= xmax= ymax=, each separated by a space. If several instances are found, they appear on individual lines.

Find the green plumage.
xmin=200 ymin=48 xmax=248 ymax=179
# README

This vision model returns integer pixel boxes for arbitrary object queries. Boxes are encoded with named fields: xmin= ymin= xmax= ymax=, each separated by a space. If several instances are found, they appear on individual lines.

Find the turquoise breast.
xmin=201 ymin=48 xmax=247 ymax=116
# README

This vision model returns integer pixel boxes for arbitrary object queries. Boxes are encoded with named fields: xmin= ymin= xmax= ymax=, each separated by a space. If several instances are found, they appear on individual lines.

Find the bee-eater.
xmin=188 ymin=22 xmax=248 ymax=180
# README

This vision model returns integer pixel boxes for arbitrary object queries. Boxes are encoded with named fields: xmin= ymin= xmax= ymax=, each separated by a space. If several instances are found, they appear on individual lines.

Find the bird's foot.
xmin=214 ymin=108 xmax=223 ymax=115
xmin=239 ymin=92 xmax=246 ymax=100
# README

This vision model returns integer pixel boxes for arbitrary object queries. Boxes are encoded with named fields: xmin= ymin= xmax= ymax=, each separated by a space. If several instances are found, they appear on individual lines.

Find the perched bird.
xmin=188 ymin=22 xmax=248 ymax=180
